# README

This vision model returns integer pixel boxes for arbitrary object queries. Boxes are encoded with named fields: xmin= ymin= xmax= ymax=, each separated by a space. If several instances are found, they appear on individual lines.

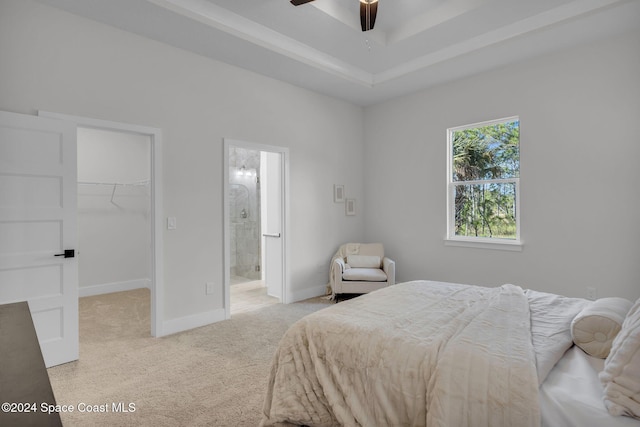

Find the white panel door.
xmin=0 ymin=111 xmax=78 ymax=367
xmin=263 ymin=152 xmax=283 ymax=300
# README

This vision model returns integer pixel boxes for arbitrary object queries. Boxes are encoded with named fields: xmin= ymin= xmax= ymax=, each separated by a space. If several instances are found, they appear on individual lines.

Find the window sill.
xmin=444 ymin=237 xmax=523 ymax=252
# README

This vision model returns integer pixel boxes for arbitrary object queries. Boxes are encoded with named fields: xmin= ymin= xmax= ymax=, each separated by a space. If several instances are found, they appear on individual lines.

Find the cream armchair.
xmin=331 ymin=243 xmax=395 ymax=301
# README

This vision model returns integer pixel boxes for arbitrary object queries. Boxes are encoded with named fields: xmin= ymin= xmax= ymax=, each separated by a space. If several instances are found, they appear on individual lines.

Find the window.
xmin=446 ymin=117 xmax=521 ymax=249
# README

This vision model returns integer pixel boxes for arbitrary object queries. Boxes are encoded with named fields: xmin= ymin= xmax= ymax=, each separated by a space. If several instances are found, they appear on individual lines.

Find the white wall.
xmin=77 ymin=128 xmax=151 ymax=295
xmin=363 ymin=29 xmax=640 ymax=301
xmin=3 ymin=1 xmax=637 ymax=329
xmin=0 ymin=0 xmax=366 ymax=326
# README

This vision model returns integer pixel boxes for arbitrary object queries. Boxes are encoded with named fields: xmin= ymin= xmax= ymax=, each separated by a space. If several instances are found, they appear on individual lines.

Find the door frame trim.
xmin=223 ymin=138 xmax=290 ymax=319
xmin=38 ymin=111 xmax=165 ymax=337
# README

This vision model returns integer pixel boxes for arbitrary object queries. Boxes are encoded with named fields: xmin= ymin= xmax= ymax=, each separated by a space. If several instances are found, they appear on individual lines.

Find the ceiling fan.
xmin=290 ymin=0 xmax=379 ymax=32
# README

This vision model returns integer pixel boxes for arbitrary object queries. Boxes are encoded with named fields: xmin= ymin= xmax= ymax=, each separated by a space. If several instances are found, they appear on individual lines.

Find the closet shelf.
xmin=77 ymin=180 xmax=150 ymax=187
xmin=78 ymin=180 xmax=150 ymax=203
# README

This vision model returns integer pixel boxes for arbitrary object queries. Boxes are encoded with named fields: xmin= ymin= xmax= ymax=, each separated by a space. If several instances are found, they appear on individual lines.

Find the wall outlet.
xmin=167 ymin=217 xmax=177 ymax=230
xmin=586 ymin=286 xmax=597 ymax=300
xmin=206 ymin=282 xmax=215 ymax=295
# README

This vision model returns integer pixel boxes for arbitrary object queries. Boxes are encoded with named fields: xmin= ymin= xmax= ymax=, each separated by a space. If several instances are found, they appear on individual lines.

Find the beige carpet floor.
xmin=47 ymin=288 xmax=331 ymax=426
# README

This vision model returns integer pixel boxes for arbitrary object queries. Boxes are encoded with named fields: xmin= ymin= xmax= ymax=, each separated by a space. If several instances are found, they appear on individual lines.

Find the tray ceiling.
xmin=35 ymin=0 xmax=640 ymax=105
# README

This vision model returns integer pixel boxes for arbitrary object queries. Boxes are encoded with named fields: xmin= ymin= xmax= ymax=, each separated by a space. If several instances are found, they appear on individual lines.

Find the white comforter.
xmin=261 ymin=280 xmax=587 ymax=427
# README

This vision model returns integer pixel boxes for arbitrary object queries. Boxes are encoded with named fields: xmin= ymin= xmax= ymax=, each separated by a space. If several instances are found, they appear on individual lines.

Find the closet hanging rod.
xmin=77 ymin=179 xmax=150 ymax=187
xmin=78 ymin=180 xmax=150 ymax=204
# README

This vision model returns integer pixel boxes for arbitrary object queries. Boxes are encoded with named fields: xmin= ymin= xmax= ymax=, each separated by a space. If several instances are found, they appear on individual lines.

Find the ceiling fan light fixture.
xmin=291 ymin=0 xmax=378 ymax=32
xmin=360 ymin=0 xmax=378 ymax=32
xmin=290 ymin=0 xmax=315 ymax=5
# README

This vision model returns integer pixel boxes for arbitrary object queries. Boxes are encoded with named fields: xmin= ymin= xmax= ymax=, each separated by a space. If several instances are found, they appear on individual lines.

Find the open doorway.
xmin=228 ymin=146 xmax=271 ymax=314
xmin=76 ymin=127 xmax=152 ymax=335
xmin=38 ymin=111 xmax=164 ymax=337
xmin=223 ymin=139 xmax=289 ymax=318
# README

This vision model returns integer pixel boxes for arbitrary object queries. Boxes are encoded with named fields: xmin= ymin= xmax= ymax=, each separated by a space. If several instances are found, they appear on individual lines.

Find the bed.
xmin=260 ymin=280 xmax=640 ymax=427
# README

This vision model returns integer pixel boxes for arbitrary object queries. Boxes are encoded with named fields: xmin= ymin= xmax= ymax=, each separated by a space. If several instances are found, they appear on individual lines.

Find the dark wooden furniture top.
xmin=0 ymin=301 xmax=63 ymax=426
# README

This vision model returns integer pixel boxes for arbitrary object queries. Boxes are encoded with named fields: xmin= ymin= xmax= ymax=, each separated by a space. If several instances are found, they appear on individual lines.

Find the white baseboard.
xmin=161 ymin=308 xmax=226 ymax=337
xmin=289 ymin=283 xmax=328 ymax=303
xmin=79 ymin=279 xmax=151 ymax=297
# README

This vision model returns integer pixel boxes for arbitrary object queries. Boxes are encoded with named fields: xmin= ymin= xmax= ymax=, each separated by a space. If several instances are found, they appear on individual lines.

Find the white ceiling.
xmin=36 ymin=0 xmax=640 ymax=106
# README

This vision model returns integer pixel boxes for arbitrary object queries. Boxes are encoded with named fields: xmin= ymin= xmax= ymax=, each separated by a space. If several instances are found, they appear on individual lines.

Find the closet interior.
xmin=77 ymin=127 xmax=151 ymax=300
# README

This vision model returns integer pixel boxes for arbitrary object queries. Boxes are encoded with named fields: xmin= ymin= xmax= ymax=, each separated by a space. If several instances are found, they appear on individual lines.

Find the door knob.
xmin=54 ymin=249 xmax=75 ymax=258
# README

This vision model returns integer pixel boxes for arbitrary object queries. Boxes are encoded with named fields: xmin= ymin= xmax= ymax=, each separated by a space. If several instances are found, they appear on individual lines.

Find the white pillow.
xmin=600 ymin=297 xmax=640 ymax=418
xmin=346 ymin=255 xmax=381 ymax=268
xmin=571 ymin=297 xmax=633 ymax=358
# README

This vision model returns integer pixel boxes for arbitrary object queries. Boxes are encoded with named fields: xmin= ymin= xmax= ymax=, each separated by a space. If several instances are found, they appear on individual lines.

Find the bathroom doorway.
xmin=223 ymin=139 xmax=289 ymax=318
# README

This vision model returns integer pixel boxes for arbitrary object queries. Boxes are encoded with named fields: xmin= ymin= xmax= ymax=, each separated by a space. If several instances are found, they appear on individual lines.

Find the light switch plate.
xmin=206 ymin=282 xmax=215 ymax=295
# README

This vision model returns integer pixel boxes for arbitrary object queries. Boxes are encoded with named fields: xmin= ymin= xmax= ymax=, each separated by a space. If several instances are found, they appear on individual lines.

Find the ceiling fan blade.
xmin=290 ymin=0 xmax=315 ymax=5
xmin=360 ymin=1 xmax=378 ymax=32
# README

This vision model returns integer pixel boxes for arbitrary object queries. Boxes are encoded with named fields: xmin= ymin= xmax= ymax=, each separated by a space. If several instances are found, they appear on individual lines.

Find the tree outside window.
xmin=447 ymin=117 xmax=520 ymax=242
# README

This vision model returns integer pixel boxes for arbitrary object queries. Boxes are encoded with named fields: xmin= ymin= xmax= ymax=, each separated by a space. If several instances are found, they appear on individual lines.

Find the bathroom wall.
xmin=229 ymin=147 xmax=261 ymax=280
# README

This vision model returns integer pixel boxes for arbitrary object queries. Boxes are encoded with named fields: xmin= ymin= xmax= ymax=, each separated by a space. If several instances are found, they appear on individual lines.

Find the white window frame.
xmin=445 ymin=116 xmax=522 ymax=251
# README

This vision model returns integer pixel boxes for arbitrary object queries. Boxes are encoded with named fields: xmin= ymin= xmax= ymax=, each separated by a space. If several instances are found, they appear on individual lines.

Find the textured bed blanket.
xmin=261 ymin=281 xmax=541 ymax=427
